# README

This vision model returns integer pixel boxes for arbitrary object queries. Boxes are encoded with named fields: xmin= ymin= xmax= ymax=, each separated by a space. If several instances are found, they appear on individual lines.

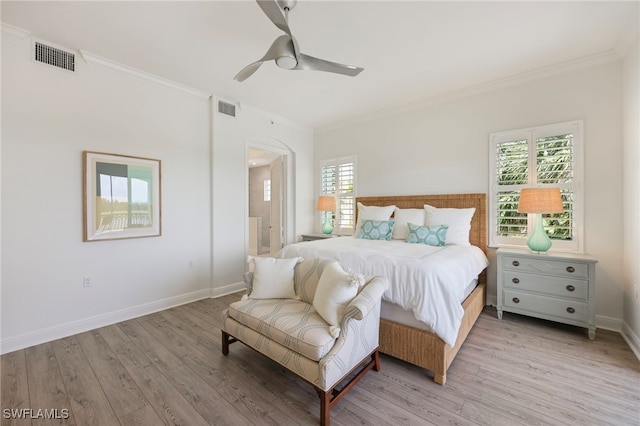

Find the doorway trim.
xmin=245 ymin=138 xmax=296 ymax=258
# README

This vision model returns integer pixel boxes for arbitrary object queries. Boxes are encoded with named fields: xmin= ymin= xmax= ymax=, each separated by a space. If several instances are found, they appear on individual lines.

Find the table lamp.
xmin=518 ymin=187 xmax=563 ymax=253
xmin=316 ymin=196 xmax=337 ymax=234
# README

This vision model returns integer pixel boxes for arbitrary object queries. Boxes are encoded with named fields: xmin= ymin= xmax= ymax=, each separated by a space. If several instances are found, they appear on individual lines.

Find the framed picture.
xmin=83 ymin=151 xmax=161 ymax=242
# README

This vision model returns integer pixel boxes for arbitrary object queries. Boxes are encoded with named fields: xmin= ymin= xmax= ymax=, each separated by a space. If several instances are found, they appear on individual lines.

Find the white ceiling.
xmin=2 ymin=1 xmax=638 ymax=130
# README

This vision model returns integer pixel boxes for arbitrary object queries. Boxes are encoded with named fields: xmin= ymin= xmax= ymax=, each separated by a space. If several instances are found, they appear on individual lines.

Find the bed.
xmin=278 ymin=193 xmax=488 ymax=384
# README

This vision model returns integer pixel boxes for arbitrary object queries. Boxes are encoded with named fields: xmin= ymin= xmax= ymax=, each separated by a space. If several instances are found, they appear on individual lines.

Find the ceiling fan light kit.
xmin=275 ymin=54 xmax=297 ymax=69
xmin=234 ymin=0 xmax=363 ymax=82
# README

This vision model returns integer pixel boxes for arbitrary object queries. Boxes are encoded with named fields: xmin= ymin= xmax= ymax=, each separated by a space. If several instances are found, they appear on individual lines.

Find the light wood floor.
xmin=2 ymin=293 xmax=639 ymax=426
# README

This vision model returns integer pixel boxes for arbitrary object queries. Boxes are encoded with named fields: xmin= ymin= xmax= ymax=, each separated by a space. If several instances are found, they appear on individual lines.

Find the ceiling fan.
xmin=234 ymin=0 xmax=364 ymax=82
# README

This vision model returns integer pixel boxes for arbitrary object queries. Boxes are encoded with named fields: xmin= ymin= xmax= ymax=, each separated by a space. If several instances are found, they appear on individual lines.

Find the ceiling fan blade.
xmin=295 ymin=54 xmax=364 ymax=77
xmin=256 ymin=0 xmax=291 ymax=36
xmin=257 ymin=0 xmax=300 ymax=58
xmin=234 ymin=61 xmax=263 ymax=82
xmin=234 ymin=35 xmax=295 ymax=82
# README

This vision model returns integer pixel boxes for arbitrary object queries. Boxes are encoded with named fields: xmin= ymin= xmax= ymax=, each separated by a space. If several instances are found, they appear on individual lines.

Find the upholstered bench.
xmin=222 ymin=257 xmax=388 ymax=426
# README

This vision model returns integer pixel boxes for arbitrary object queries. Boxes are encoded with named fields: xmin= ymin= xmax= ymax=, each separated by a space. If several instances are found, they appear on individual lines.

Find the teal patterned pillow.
xmin=357 ymin=219 xmax=395 ymax=240
xmin=406 ymin=222 xmax=448 ymax=246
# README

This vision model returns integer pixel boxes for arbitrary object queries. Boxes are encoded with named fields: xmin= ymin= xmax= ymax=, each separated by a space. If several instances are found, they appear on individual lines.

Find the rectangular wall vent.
xmin=217 ymin=100 xmax=236 ymax=117
xmin=34 ymin=41 xmax=75 ymax=72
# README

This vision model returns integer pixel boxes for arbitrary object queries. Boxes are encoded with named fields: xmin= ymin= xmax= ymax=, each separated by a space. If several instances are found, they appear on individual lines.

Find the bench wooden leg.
xmin=316 ymin=349 xmax=380 ymax=426
xmin=221 ymin=330 xmax=230 ymax=355
xmin=221 ymin=330 xmax=239 ymax=356
xmin=319 ymin=389 xmax=331 ymax=426
xmin=373 ymin=349 xmax=381 ymax=371
xmin=222 ymin=331 xmax=231 ymax=355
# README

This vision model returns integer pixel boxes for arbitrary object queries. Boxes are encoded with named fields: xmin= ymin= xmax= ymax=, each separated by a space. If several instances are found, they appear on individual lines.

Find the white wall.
xmin=0 ymin=31 xmax=315 ymax=353
xmin=1 ymin=35 xmax=211 ymax=352
xmin=622 ymin=36 xmax=640 ymax=355
xmin=211 ymin=101 xmax=314 ymax=291
xmin=315 ymin=61 xmax=625 ymax=329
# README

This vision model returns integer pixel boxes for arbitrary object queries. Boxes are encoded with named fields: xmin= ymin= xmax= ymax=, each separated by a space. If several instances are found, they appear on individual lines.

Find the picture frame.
xmin=83 ymin=151 xmax=161 ymax=242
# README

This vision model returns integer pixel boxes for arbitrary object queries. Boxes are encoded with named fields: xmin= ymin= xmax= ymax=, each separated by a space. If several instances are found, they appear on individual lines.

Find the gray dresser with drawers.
xmin=497 ymin=247 xmax=598 ymax=340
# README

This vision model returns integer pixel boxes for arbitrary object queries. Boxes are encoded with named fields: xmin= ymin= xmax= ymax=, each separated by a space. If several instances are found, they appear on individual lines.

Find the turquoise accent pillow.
xmin=357 ymin=219 xmax=395 ymax=241
xmin=406 ymin=222 xmax=448 ymax=246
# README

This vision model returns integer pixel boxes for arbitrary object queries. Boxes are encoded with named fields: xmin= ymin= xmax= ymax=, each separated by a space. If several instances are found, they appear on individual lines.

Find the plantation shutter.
xmin=489 ymin=121 xmax=583 ymax=252
xmin=320 ymin=156 xmax=356 ymax=233
xmin=535 ymin=132 xmax=575 ymax=242
xmin=495 ymin=138 xmax=529 ymax=240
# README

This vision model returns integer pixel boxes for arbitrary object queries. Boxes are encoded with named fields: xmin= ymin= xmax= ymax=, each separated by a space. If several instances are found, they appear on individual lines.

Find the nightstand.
xmin=496 ymin=247 xmax=598 ymax=340
xmin=301 ymin=233 xmax=341 ymax=242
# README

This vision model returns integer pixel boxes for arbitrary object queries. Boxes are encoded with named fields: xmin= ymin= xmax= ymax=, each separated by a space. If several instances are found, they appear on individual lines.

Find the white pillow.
xmin=247 ymin=256 xmax=303 ymax=299
xmin=313 ymin=262 xmax=365 ymax=337
xmin=354 ymin=203 xmax=396 ymax=236
xmin=391 ymin=207 xmax=426 ymax=240
xmin=424 ymin=205 xmax=476 ymax=246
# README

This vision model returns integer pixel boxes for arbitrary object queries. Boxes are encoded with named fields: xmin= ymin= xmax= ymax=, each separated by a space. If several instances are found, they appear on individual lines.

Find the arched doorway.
xmin=246 ymin=140 xmax=294 ymax=257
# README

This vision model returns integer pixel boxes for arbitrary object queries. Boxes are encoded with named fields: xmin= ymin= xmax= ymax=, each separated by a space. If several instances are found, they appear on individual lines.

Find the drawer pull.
xmin=566 ymin=285 xmax=575 ymax=292
xmin=512 ymin=297 xmax=520 ymax=304
xmin=512 ymin=278 xmax=520 ymax=284
xmin=566 ymin=266 xmax=575 ymax=273
xmin=566 ymin=307 xmax=575 ymax=314
xmin=512 ymin=260 xmax=520 ymax=267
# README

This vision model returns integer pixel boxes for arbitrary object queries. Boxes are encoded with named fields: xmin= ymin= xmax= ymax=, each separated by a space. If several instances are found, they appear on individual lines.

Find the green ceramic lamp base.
xmin=526 ymin=213 xmax=552 ymax=253
xmin=321 ymin=213 xmax=334 ymax=234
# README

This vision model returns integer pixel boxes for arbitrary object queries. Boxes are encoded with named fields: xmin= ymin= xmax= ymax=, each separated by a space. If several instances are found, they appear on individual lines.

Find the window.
xmin=264 ymin=179 xmax=271 ymax=202
xmin=489 ymin=121 xmax=583 ymax=252
xmin=320 ymin=156 xmax=357 ymax=234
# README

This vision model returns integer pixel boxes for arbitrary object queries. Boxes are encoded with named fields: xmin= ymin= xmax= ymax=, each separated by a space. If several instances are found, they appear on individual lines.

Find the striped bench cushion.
xmin=227 ymin=298 xmax=336 ymax=361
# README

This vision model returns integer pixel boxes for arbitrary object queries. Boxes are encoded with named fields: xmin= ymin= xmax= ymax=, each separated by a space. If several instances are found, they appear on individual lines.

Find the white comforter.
xmin=277 ymin=237 xmax=489 ymax=346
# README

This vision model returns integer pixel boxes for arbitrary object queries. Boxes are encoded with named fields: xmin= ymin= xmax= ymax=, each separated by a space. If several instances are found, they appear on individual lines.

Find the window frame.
xmin=488 ymin=120 xmax=584 ymax=252
xmin=319 ymin=155 xmax=357 ymax=235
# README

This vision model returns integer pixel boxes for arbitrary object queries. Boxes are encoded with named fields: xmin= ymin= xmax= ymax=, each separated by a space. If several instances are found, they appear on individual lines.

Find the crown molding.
xmin=316 ymin=50 xmax=622 ymax=134
xmin=79 ymin=50 xmax=211 ymax=100
xmin=1 ymin=22 xmax=30 ymax=41
xmin=1 ymin=22 xmax=210 ymax=99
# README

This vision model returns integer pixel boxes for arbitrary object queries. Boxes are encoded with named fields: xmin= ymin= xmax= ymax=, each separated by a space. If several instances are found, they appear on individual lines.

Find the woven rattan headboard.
xmin=355 ymin=193 xmax=488 ymax=255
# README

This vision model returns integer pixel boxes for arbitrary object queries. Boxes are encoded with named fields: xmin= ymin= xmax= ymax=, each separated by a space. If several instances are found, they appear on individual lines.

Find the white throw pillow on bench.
xmin=313 ymin=262 xmax=365 ymax=338
xmin=247 ymin=256 xmax=303 ymax=299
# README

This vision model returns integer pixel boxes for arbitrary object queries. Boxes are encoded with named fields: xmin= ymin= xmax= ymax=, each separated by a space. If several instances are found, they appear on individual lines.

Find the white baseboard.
xmin=595 ymin=314 xmax=623 ymax=332
xmin=621 ymin=321 xmax=640 ymax=361
xmin=212 ymin=281 xmax=245 ymax=298
xmin=486 ymin=294 xmax=497 ymax=307
xmin=0 ymin=288 xmax=212 ymax=355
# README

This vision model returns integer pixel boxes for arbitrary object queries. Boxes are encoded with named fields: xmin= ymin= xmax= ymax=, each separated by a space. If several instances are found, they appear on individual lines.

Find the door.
xmin=269 ymin=156 xmax=284 ymax=255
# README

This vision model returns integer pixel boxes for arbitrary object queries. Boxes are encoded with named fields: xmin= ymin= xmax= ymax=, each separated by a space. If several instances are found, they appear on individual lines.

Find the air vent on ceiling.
xmin=34 ymin=41 xmax=75 ymax=72
xmin=217 ymin=100 xmax=236 ymax=117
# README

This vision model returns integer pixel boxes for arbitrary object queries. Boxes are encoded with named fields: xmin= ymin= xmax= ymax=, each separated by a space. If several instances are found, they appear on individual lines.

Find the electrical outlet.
xmin=187 ymin=260 xmax=194 ymax=269
xmin=83 ymin=276 xmax=92 ymax=288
